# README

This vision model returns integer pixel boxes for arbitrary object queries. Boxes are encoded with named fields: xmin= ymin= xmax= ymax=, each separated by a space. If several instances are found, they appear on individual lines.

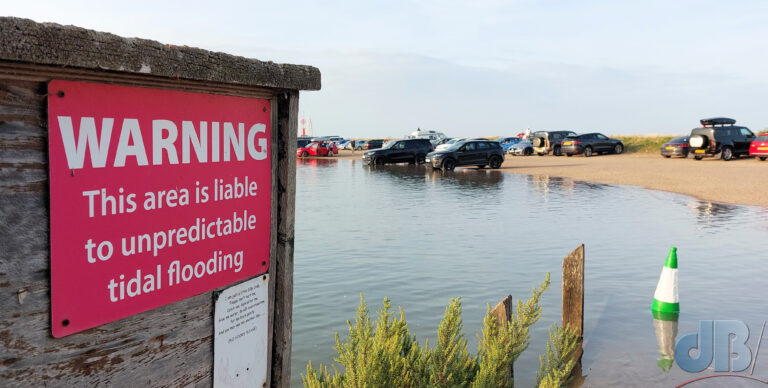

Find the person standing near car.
xmin=524 ymin=128 xmax=531 ymax=139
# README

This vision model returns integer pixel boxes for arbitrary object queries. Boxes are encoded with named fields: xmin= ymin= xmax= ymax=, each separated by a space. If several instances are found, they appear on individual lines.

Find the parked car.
xmin=297 ymin=137 xmax=313 ymax=149
xmin=560 ymin=133 xmax=624 ymax=157
xmin=425 ymin=140 xmax=505 ymax=171
xmin=435 ymin=137 xmax=468 ymax=151
xmin=531 ymin=131 xmax=577 ymax=156
xmin=497 ymin=137 xmax=522 ymax=152
xmin=749 ymin=133 xmax=768 ymax=161
xmin=362 ymin=139 xmax=434 ymax=165
xmin=312 ymin=136 xmax=343 ymax=143
xmin=688 ymin=117 xmax=755 ymax=161
xmin=660 ymin=136 xmax=690 ymax=158
xmin=342 ymin=140 xmax=364 ymax=150
xmin=508 ymin=139 xmax=533 ymax=156
xmin=297 ymin=141 xmax=338 ymax=157
xmin=363 ymin=139 xmax=384 ymax=150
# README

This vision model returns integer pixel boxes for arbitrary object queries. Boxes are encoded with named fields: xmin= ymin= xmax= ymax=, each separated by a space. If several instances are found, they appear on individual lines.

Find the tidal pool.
xmin=291 ymin=158 xmax=768 ymax=387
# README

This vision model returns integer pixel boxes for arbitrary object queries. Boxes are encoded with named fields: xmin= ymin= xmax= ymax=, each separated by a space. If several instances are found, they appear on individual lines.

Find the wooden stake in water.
xmin=562 ymin=244 xmax=585 ymax=375
xmin=491 ymin=294 xmax=514 ymax=380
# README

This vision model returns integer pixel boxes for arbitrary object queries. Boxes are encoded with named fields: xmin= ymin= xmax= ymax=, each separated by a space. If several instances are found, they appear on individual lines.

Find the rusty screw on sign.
xmin=57 ymin=90 xmax=65 ymax=98
xmin=62 ymin=319 xmax=70 ymax=327
xmin=263 ymin=106 xmax=267 ymax=112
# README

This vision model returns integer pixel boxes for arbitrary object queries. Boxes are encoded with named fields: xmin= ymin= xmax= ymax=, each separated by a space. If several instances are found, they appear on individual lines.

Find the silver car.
xmin=508 ymin=139 xmax=533 ymax=156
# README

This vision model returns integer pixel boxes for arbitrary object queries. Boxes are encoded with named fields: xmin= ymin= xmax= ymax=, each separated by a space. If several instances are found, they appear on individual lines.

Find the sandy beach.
xmin=323 ymin=150 xmax=768 ymax=207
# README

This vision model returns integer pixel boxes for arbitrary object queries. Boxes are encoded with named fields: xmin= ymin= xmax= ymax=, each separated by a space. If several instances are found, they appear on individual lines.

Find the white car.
xmin=508 ymin=139 xmax=534 ymax=156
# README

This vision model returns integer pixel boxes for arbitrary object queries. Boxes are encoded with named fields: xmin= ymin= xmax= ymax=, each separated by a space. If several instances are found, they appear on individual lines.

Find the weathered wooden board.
xmin=0 ymin=77 xmax=295 ymax=387
xmin=561 ymin=244 xmax=585 ymax=378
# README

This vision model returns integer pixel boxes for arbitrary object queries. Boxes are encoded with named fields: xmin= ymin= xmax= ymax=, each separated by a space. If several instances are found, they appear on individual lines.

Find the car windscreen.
xmin=670 ymin=136 xmax=688 ymax=143
xmin=447 ymin=141 xmax=466 ymax=150
xmin=382 ymin=140 xmax=396 ymax=149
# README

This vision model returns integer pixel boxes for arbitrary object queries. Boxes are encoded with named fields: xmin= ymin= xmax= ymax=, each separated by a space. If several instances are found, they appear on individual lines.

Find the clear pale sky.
xmin=6 ymin=1 xmax=768 ymax=137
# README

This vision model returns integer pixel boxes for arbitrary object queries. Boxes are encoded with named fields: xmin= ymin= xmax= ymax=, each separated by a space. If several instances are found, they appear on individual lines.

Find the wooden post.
xmin=0 ymin=17 xmax=319 ymax=387
xmin=562 ymin=244 xmax=585 ymax=377
xmin=491 ymin=294 xmax=514 ymax=380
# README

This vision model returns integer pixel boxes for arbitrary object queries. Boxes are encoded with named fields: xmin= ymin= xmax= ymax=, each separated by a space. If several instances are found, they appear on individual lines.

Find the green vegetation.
xmin=611 ymin=135 xmax=675 ymax=153
xmin=302 ymin=273 xmax=580 ymax=388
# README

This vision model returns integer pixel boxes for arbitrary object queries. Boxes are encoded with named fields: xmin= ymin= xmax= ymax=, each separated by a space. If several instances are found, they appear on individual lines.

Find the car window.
xmin=460 ymin=143 xmax=476 ymax=151
xmin=757 ymin=135 xmax=768 ymax=141
xmin=477 ymin=142 xmax=489 ymax=150
xmin=741 ymin=128 xmax=754 ymax=137
xmin=596 ymin=134 xmax=608 ymax=140
xmin=552 ymin=133 xmax=562 ymax=140
xmin=393 ymin=142 xmax=405 ymax=150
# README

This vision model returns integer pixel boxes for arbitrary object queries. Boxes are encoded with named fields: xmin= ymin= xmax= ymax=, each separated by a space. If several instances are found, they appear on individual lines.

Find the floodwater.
xmin=291 ymin=158 xmax=768 ymax=387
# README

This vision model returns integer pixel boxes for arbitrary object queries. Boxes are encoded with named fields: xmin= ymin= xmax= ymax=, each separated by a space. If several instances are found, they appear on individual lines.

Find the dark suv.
xmin=363 ymin=139 xmax=384 ymax=150
xmin=688 ymin=118 xmax=755 ymax=161
xmin=561 ymin=133 xmax=624 ymax=157
xmin=425 ymin=140 xmax=505 ymax=171
xmin=531 ymin=131 xmax=577 ymax=156
xmin=362 ymin=139 xmax=434 ymax=165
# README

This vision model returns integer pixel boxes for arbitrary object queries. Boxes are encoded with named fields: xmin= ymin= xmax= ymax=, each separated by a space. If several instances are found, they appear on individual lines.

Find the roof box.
xmin=700 ymin=117 xmax=736 ymax=127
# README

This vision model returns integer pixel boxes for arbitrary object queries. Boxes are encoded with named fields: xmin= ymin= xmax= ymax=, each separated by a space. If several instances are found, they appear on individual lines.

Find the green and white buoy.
xmin=652 ymin=247 xmax=679 ymax=319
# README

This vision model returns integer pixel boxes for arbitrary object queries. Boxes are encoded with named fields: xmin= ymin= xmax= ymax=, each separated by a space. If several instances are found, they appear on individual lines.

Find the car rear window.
xmin=756 ymin=135 xmax=768 ymax=141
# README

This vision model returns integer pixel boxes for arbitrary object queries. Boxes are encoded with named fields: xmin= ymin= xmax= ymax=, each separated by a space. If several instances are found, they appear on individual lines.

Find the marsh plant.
xmin=302 ymin=273 xmax=580 ymax=388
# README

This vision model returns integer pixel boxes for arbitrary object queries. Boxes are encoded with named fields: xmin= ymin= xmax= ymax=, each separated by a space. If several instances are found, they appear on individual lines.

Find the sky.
xmin=6 ymin=1 xmax=768 ymax=137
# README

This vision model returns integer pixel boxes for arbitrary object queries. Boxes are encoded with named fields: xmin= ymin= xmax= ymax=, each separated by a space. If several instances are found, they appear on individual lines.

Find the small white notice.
xmin=214 ymin=275 xmax=269 ymax=388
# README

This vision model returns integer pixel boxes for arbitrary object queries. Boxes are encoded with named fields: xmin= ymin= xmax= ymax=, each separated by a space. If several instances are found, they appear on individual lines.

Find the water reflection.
xmin=364 ymin=164 xmax=504 ymax=190
xmin=686 ymin=200 xmax=739 ymax=226
xmin=652 ymin=314 xmax=678 ymax=373
xmin=296 ymin=158 xmax=339 ymax=168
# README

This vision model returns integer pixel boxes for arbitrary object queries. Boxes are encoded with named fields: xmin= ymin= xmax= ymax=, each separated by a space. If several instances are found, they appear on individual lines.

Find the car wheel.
xmin=664 ymin=155 xmax=671 ymax=158
xmin=301 ymin=151 xmax=308 ymax=157
xmin=566 ymin=153 xmax=573 ymax=157
xmin=614 ymin=144 xmax=623 ymax=154
xmin=489 ymin=156 xmax=502 ymax=169
xmin=721 ymin=146 xmax=733 ymax=161
xmin=537 ymin=153 xmax=545 ymax=156
xmin=524 ymin=148 xmax=532 ymax=156
xmin=442 ymin=158 xmax=456 ymax=171
xmin=415 ymin=154 xmax=425 ymax=164
xmin=694 ymin=156 xmax=703 ymax=160
xmin=375 ymin=157 xmax=386 ymax=165
xmin=553 ymin=146 xmax=562 ymax=156
xmin=760 ymin=157 xmax=767 ymax=161
xmin=584 ymin=147 xmax=593 ymax=157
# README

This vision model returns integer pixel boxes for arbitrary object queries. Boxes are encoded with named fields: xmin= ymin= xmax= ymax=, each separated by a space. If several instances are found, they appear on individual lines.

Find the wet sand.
xmin=325 ymin=150 xmax=768 ymax=207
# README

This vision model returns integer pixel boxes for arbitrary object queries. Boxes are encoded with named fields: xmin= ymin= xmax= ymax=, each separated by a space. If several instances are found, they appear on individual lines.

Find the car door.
xmin=738 ymin=127 xmax=755 ymax=154
xmin=476 ymin=141 xmax=491 ymax=164
xmin=456 ymin=142 xmax=477 ymax=165
xmin=390 ymin=141 xmax=408 ymax=162
xmin=594 ymin=134 xmax=610 ymax=152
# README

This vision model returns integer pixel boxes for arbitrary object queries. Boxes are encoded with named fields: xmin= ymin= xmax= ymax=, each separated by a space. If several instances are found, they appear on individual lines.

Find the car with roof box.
xmin=688 ymin=117 xmax=755 ymax=161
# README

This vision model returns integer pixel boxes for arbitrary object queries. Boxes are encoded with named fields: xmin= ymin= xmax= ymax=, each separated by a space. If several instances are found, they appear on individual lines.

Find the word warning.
xmin=48 ymin=80 xmax=271 ymax=337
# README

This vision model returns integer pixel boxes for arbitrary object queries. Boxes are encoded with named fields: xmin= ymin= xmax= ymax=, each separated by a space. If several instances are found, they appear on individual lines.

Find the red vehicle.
xmin=297 ymin=141 xmax=338 ymax=157
xmin=749 ymin=133 xmax=768 ymax=161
